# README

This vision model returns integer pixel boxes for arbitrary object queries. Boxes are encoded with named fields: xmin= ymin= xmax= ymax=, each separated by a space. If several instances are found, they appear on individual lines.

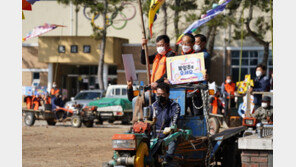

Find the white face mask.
xmin=53 ymin=84 xmax=56 ymax=88
xmin=261 ymin=102 xmax=268 ymax=108
xmin=256 ymin=71 xmax=262 ymax=77
xmin=156 ymin=47 xmax=166 ymax=55
xmin=226 ymin=79 xmax=231 ymax=83
xmin=193 ymin=44 xmax=201 ymax=52
xmin=182 ymin=45 xmax=192 ymax=53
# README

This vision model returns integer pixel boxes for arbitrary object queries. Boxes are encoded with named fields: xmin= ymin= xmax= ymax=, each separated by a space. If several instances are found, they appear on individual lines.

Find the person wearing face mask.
xmin=50 ymin=82 xmax=60 ymax=109
xmin=194 ymin=34 xmax=211 ymax=75
xmin=249 ymin=64 xmax=271 ymax=109
xmin=180 ymin=33 xmax=207 ymax=116
xmin=252 ymin=96 xmax=273 ymax=124
xmin=221 ymin=75 xmax=237 ymax=112
xmin=141 ymin=35 xmax=176 ymax=88
xmin=137 ymin=35 xmax=175 ymax=107
xmin=148 ymin=83 xmax=180 ymax=165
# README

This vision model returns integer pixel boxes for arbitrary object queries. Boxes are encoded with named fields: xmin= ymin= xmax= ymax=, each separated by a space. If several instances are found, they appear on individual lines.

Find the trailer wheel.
xmin=24 ymin=112 xmax=35 ymax=126
xmin=108 ymin=119 xmax=115 ymax=124
xmin=46 ymin=119 xmax=56 ymax=126
xmin=209 ymin=117 xmax=220 ymax=135
xmin=71 ymin=116 xmax=82 ymax=128
xmin=83 ymin=120 xmax=94 ymax=127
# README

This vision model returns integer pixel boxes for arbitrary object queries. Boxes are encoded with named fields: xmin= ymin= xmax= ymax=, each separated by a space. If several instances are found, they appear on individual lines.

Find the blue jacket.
xmin=253 ymin=75 xmax=270 ymax=105
xmin=197 ymin=49 xmax=211 ymax=74
xmin=149 ymin=99 xmax=180 ymax=138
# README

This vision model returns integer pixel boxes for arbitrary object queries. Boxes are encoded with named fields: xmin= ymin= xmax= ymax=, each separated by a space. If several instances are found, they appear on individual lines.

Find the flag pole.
xmin=137 ymin=0 xmax=152 ymax=105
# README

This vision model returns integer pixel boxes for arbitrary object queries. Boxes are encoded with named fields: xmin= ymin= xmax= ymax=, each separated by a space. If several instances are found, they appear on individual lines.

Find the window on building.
xmin=231 ymin=50 xmax=273 ymax=82
xmin=58 ymin=45 xmax=65 ymax=53
xmin=71 ymin=45 xmax=78 ymax=53
xmin=33 ymin=72 xmax=40 ymax=79
xmin=83 ymin=45 xmax=91 ymax=53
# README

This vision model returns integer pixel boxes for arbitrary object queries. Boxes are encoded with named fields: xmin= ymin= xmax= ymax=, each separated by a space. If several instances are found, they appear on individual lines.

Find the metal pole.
xmin=238 ymin=8 xmax=245 ymax=82
xmin=137 ymin=0 xmax=152 ymax=105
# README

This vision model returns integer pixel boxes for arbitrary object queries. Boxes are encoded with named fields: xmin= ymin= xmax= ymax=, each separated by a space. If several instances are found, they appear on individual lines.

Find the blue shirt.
xmin=149 ymin=99 xmax=180 ymax=138
xmin=253 ymin=75 xmax=270 ymax=105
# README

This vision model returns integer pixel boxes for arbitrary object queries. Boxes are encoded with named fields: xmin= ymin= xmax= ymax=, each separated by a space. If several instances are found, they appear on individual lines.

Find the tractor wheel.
xmin=83 ymin=120 xmax=94 ymax=127
xmin=209 ymin=117 xmax=220 ymax=135
xmin=46 ymin=119 xmax=56 ymax=126
xmin=135 ymin=142 xmax=149 ymax=167
xmin=24 ymin=112 xmax=35 ymax=126
xmin=71 ymin=116 xmax=82 ymax=128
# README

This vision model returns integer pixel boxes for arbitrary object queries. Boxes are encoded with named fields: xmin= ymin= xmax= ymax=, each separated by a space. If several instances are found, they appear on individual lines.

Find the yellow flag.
xmin=22 ymin=11 xmax=25 ymax=20
xmin=148 ymin=0 xmax=165 ymax=37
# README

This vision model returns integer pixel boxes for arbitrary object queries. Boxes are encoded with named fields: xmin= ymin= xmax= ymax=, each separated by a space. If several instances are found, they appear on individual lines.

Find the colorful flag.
xmin=176 ymin=0 xmax=232 ymax=44
xmin=26 ymin=0 xmax=40 ymax=5
xmin=22 ymin=0 xmax=32 ymax=11
xmin=148 ymin=0 xmax=165 ymax=37
xmin=23 ymin=23 xmax=66 ymax=41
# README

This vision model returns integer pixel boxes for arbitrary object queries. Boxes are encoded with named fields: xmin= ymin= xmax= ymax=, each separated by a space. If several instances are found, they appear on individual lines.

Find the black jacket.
xmin=141 ymin=49 xmax=176 ymax=83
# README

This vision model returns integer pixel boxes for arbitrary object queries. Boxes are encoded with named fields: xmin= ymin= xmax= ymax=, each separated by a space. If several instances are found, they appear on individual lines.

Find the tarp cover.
xmin=88 ymin=98 xmax=132 ymax=111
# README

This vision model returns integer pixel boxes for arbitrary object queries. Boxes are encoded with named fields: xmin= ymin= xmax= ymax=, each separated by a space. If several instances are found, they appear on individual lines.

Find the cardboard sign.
xmin=166 ymin=53 xmax=206 ymax=84
xmin=122 ymin=54 xmax=137 ymax=81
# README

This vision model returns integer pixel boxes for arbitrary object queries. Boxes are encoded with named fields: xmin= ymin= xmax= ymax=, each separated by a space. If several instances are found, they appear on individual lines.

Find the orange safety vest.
xmin=32 ymin=96 xmax=40 ymax=110
xmin=211 ymin=97 xmax=222 ymax=114
xmin=25 ymin=96 xmax=32 ymax=109
xmin=50 ymin=88 xmax=60 ymax=96
xmin=150 ymin=48 xmax=173 ymax=83
xmin=224 ymin=82 xmax=236 ymax=99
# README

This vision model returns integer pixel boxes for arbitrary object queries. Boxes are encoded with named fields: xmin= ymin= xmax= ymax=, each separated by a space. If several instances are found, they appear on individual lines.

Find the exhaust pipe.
xmin=116 ymin=156 xmax=135 ymax=165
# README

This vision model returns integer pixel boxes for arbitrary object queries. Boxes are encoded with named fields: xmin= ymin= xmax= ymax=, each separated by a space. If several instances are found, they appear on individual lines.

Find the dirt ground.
xmin=22 ymin=120 xmax=130 ymax=167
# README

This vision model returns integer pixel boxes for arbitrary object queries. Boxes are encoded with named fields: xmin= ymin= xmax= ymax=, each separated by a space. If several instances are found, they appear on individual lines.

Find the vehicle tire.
xmin=46 ymin=119 xmax=56 ymax=126
xmin=95 ymin=118 xmax=103 ymax=125
xmin=121 ymin=114 xmax=132 ymax=125
xmin=83 ymin=120 xmax=94 ymax=127
xmin=209 ymin=117 xmax=220 ymax=135
xmin=71 ymin=116 xmax=82 ymax=128
xmin=102 ymin=162 xmax=110 ymax=167
xmin=108 ymin=119 xmax=115 ymax=124
xmin=24 ymin=112 xmax=35 ymax=126
xmin=221 ymin=139 xmax=241 ymax=167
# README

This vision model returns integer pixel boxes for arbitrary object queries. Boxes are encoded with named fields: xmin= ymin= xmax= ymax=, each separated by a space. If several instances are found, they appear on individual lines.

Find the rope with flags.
xmin=176 ymin=0 xmax=232 ymax=44
xmin=148 ymin=0 xmax=165 ymax=37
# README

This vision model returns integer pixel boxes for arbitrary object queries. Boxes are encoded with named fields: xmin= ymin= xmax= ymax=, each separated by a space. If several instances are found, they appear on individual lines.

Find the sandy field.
xmin=22 ymin=120 xmax=130 ymax=167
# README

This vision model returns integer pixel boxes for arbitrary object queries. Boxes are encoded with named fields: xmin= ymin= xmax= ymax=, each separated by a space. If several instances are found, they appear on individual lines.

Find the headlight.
xmin=243 ymin=117 xmax=256 ymax=127
xmin=112 ymin=140 xmax=136 ymax=150
xmin=245 ymin=119 xmax=254 ymax=125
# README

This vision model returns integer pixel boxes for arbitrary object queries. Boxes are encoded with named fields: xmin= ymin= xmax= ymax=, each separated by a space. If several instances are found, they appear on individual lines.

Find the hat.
xmin=262 ymin=96 xmax=271 ymax=102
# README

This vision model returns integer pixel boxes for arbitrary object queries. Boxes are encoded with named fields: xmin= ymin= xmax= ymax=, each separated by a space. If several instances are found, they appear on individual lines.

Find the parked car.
xmin=65 ymin=90 xmax=105 ymax=110
xmin=89 ymin=85 xmax=138 ymax=124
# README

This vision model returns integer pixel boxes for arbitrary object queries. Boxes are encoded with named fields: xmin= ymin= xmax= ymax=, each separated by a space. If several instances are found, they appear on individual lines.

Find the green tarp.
xmin=88 ymin=97 xmax=132 ymax=111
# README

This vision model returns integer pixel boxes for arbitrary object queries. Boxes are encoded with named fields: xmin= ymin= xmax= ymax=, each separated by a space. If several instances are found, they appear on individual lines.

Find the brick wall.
xmin=241 ymin=150 xmax=273 ymax=167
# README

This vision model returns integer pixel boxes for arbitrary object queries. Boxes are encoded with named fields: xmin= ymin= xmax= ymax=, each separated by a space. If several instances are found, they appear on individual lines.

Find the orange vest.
xmin=25 ymin=96 xmax=32 ymax=109
xmin=224 ymin=82 xmax=236 ymax=99
xmin=151 ymin=48 xmax=173 ymax=83
xmin=50 ymin=88 xmax=60 ymax=96
xmin=211 ymin=97 xmax=221 ymax=114
xmin=32 ymin=96 xmax=40 ymax=110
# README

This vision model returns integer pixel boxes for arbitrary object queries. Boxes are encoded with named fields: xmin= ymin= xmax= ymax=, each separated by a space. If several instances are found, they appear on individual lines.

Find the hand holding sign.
xmin=166 ymin=53 xmax=206 ymax=85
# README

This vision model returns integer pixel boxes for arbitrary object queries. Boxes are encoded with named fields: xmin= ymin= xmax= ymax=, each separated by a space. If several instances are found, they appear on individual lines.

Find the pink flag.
xmin=23 ymin=23 xmax=65 ymax=41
